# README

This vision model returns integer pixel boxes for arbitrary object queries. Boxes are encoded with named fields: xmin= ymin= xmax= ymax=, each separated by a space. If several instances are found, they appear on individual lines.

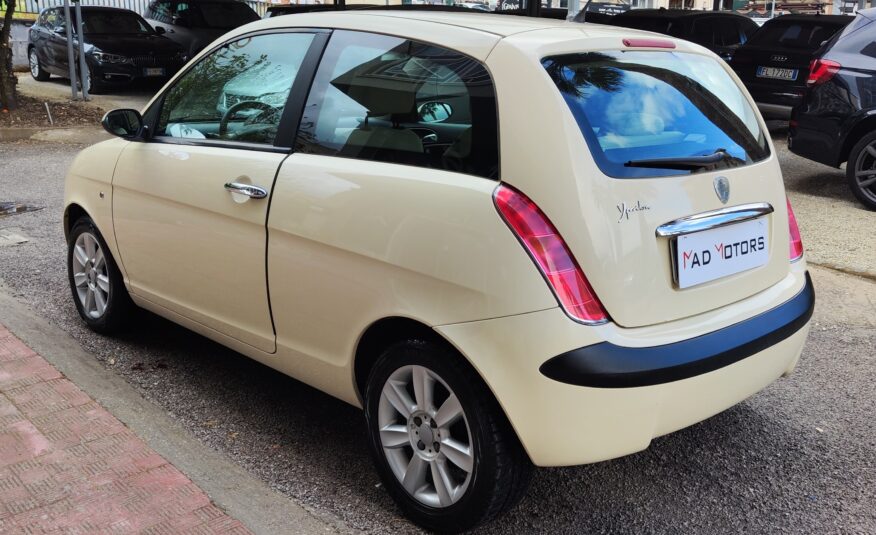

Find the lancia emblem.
xmin=771 ymin=55 xmax=788 ymax=62
xmin=714 ymin=176 xmax=730 ymax=204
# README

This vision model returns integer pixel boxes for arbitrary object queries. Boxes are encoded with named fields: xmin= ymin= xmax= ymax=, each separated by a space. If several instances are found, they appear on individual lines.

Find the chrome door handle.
xmin=224 ymin=182 xmax=268 ymax=199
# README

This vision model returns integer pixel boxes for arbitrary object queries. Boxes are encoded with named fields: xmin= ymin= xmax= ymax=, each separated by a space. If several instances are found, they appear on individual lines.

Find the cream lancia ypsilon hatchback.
xmin=64 ymin=10 xmax=814 ymax=532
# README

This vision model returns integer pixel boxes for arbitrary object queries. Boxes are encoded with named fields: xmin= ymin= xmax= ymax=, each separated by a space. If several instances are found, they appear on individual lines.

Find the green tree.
xmin=0 ymin=0 xmax=17 ymax=111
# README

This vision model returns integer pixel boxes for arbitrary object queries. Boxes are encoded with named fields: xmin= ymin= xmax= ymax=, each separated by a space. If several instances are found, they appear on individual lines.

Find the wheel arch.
xmin=64 ymin=203 xmax=89 ymax=240
xmin=840 ymin=114 xmax=876 ymax=165
xmin=352 ymin=315 xmax=531 ymax=461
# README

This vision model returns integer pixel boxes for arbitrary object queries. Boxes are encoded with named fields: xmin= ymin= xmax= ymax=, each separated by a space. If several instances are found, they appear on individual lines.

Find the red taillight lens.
xmin=807 ymin=59 xmax=841 ymax=87
xmin=787 ymin=198 xmax=804 ymax=261
xmin=493 ymin=184 xmax=609 ymax=325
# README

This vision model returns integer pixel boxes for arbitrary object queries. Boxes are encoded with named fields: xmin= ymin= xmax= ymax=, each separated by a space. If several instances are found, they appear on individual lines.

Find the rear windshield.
xmin=748 ymin=20 xmax=846 ymax=50
xmin=542 ymin=51 xmax=770 ymax=178
xmin=193 ymin=2 xmax=259 ymax=29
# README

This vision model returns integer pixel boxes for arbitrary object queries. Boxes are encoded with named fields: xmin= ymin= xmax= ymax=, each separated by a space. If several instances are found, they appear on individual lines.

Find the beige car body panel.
xmin=64 ymin=12 xmax=812 ymax=466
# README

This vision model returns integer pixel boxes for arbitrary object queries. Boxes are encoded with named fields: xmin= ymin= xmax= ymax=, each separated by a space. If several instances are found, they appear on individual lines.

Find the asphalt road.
xmin=0 ymin=139 xmax=874 ymax=534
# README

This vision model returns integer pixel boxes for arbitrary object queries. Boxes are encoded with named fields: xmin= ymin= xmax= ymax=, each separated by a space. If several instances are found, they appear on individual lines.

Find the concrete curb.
xmin=0 ymin=286 xmax=351 ymax=535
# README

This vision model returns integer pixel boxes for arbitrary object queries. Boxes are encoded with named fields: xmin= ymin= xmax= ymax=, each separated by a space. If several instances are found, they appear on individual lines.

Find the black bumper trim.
xmin=539 ymin=273 xmax=815 ymax=388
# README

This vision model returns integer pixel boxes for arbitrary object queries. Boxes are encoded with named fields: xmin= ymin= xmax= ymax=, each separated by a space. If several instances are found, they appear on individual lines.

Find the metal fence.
xmin=15 ymin=0 xmax=270 ymax=17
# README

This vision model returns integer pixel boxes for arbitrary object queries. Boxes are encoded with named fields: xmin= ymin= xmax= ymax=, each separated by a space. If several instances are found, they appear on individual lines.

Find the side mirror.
xmin=154 ymin=25 xmax=166 ymax=35
xmin=172 ymin=14 xmax=191 ymax=27
xmin=102 ymin=109 xmax=145 ymax=140
xmin=418 ymin=101 xmax=453 ymax=124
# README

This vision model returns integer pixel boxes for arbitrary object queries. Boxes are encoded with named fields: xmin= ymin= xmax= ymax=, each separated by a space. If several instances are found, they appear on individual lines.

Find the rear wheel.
xmin=847 ymin=131 xmax=876 ymax=210
xmin=364 ymin=339 xmax=532 ymax=533
xmin=29 ymin=48 xmax=50 ymax=81
xmin=67 ymin=217 xmax=133 ymax=333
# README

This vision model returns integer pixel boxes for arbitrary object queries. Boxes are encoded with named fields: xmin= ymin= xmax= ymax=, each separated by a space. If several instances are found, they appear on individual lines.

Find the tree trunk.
xmin=0 ymin=0 xmax=18 ymax=111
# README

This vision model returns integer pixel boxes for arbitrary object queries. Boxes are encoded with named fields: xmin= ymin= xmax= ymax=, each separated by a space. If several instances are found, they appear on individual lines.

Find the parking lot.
xmin=1 ymin=122 xmax=874 ymax=533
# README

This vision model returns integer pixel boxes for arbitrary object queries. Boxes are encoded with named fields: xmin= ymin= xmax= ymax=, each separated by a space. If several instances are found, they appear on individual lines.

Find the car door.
xmin=46 ymin=9 xmax=68 ymax=74
xmin=111 ymin=29 xmax=327 ymax=354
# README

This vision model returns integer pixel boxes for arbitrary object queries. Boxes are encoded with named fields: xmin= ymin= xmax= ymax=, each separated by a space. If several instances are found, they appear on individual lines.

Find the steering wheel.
xmin=219 ymin=100 xmax=277 ymax=137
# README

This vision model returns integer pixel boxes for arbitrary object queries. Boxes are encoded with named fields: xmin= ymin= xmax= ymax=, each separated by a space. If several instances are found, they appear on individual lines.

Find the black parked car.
xmin=789 ymin=8 xmax=876 ymax=210
xmin=144 ymin=0 xmax=260 ymax=57
xmin=730 ymin=14 xmax=852 ymax=119
xmin=598 ymin=9 xmax=759 ymax=61
xmin=28 ymin=6 xmax=186 ymax=94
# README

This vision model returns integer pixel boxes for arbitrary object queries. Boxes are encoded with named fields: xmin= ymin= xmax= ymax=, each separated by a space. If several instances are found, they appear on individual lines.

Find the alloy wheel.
xmin=378 ymin=365 xmax=474 ymax=508
xmin=29 ymin=50 xmax=39 ymax=78
xmin=853 ymin=142 xmax=876 ymax=204
xmin=71 ymin=232 xmax=110 ymax=319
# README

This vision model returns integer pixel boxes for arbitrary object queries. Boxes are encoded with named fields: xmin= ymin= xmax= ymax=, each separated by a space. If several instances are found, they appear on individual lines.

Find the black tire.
xmin=846 ymin=131 xmax=876 ymax=210
xmin=77 ymin=64 xmax=106 ymax=95
xmin=364 ymin=339 xmax=532 ymax=533
xmin=29 ymin=48 xmax=50 ymax=81
xmin=67 ymin=217 xmax=133 ymax=334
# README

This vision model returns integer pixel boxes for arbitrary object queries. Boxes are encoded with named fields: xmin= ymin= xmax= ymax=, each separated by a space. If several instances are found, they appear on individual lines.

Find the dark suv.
xmin=28 ymin=6 xmax=186 ymax=93
xmin=601 ymin=9 xmax=759 ymax=61
xmin=730 ymin=14 xmax=852 ymax=119
xmin=789 ymin=8 xmax=876 ymax=209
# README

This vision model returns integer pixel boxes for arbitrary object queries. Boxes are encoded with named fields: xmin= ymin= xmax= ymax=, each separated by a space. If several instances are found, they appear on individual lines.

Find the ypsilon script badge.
xmin=714 ymin=176 xmax=730 ymax=205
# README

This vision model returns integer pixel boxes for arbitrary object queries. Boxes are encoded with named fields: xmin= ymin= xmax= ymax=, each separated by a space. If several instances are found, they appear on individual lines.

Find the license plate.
xmin=675 ymin=217 xmax=769 ymax=289
xmin=756 ymin=66 xmax=797 ymax=81
xmin=144 ymin=67 xmax=165 ymax=77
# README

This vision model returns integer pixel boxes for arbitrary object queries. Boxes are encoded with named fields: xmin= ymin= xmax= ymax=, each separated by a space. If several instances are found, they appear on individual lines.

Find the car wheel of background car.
xmin=28 ymin=48 xmax=50 ymax=81
xmin=67 ymin=217 xmax=133 ymax=333
xmin=78 ymin=65 xmax=106 ymax=95
xmin=364 ymin=339 xmax=532 ymax=533
xmin=846 ymin=131 xmax=876 ymax=210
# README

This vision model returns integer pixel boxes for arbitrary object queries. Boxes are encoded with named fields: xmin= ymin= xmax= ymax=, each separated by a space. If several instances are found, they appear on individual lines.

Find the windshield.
xmin=543 ymin=51 xmax=769 ymax=178
xmin=747 ymin=20 xmax=846 ymax=50
xmin=190 ymin=2 xmax=259 ymax=29
xmin=82 ymin=10 xmax=153 ymax=34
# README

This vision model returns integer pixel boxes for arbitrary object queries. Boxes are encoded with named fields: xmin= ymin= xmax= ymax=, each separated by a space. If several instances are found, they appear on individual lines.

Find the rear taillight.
xmin=787 ymin=198 xmax=804 ymax=262
xmin=807 ymin=59 xmax=841 ymax=87
xmin=493 ymin=184 xmax=609 ymax=325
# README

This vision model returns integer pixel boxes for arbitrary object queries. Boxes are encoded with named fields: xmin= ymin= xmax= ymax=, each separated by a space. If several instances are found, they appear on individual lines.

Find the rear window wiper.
xmin=624 ymin=149 xmax=744 ymax=171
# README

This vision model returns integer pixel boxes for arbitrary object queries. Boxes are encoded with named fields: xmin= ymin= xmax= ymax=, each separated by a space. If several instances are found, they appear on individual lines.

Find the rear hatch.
xmin=538 ymin=48 xmax=790 ymax=328
xmin=731 ymin=17 xmax=851 ymax=94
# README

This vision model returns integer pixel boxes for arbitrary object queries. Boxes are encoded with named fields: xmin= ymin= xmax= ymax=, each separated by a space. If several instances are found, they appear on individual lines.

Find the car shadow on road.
xmin=85 ymin=304 xmax=860 ymax=534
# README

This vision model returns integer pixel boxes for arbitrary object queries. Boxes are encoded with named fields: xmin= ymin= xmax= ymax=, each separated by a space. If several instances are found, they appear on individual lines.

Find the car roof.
xmin=256 ymin=10 xmax=601 ymax=38
xmin=614 ymin=9 xmax=745 ymax=19
xmin=762 ymin=14 xmax=853 ymax=25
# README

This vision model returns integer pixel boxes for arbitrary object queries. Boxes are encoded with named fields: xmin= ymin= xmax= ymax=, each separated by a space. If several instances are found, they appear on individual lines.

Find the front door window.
xmin=156 ymin=32 xmax=316 ymax=145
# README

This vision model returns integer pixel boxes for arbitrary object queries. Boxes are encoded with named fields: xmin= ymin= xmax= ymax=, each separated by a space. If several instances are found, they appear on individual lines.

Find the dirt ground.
xmin=0 ymin=95 xmax=103 ymax=128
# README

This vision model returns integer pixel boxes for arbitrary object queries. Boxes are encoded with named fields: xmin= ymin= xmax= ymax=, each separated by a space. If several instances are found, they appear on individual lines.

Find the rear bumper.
xmin=540 ymin=273 xmax=813 ymax=388
xmin=437 ymin=268 xmax=812 ymax=466
xmin=757 ymin=102 xmax=794 ymax=120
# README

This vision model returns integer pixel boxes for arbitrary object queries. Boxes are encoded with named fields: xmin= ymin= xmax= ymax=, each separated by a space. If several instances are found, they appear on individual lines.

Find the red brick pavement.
xmin=0 ymin=324 xmax=252 ymax=534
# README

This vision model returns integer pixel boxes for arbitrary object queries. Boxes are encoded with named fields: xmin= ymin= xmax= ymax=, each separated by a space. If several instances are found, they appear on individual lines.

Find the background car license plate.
xmin=756 ymin=66 xmax=797 ymax=81
xmin=144 ymin=67 xmax=165 ymax=77
xmin=676 ymin=217 xmax=769 ymax=289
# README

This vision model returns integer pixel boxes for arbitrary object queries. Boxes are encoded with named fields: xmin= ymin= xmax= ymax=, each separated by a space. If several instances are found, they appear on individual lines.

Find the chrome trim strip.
xmin=656 ymin=202 xmax=774 ymax=238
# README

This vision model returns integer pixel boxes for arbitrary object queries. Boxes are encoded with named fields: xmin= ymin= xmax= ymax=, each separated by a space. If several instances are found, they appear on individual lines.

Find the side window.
xmin=148 ymin=0 xmax=176 ymax=24
xmin=690 ymin=20 xmax=715 ymax=47
xmin=296 ymin=30 xmax=500 ymax=180
xmin=716 ymin=21 xmax=742 ymax=47
xmin=156 ymin=32 xmax=316 ymax=146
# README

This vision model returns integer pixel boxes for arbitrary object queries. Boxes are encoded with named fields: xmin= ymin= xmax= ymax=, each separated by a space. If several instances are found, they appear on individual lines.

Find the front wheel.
xmin=364 ymin=340 xmax=532 ymax=533
xmin=67 ymin=217 xmax=133 ymax=333
xmin=29 ymin=48 xmax=50 ymax=81
xmin=847 ymin=131 xmax=876 ymax=210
